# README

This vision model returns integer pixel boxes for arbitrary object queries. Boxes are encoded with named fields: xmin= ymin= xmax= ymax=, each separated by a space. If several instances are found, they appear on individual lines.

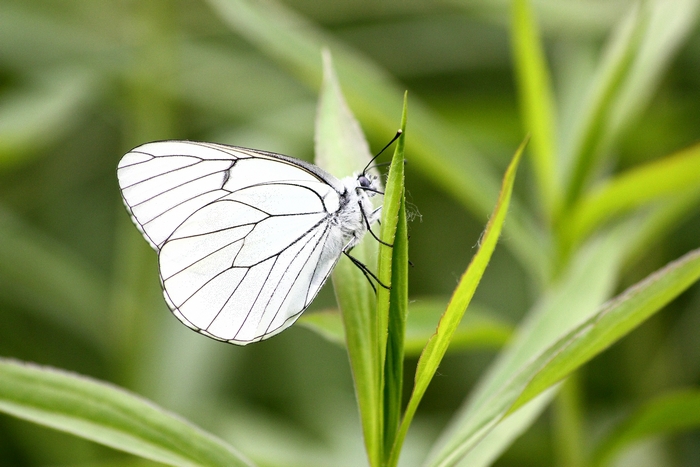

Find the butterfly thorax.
xmin=334 ymin=174 xmax=380 ymax=252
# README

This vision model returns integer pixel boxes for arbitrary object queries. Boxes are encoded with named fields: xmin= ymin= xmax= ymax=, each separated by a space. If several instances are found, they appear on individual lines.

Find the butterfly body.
xmin=117 ymin=140 xmax=379 ymax=345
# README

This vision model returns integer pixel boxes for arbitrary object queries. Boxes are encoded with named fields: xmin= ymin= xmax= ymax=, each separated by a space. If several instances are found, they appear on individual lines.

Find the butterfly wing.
xmin=117 ymin=141 xmax=346 ymax=344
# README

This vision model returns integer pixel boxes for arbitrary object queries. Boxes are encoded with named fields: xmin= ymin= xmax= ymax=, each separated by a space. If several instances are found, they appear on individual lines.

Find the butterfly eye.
xmin=358 ymin=175 xmax=372 ymax=188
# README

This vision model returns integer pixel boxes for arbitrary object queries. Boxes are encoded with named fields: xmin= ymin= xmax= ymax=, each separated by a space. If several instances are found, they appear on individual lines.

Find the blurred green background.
xmin=1 ymin=0 xmax=700 ymax=466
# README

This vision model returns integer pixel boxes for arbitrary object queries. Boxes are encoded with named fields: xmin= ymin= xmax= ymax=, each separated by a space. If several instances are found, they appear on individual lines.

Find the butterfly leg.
xmin=361 ymin=203 xmax=393 ymax=248
xmin=343 ymin=251 xmax=390 ymax=291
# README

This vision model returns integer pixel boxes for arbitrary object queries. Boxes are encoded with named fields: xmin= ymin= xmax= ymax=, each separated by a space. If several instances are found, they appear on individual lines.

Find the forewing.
xmin=117 ymin=140 xmax=332 ymax=250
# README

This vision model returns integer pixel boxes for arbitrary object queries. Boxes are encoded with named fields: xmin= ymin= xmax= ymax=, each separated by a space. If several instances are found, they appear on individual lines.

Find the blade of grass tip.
xmin=314 ymin=49 xmax=383 ymax=466
xmin=511 ymin=0 xmax=560 ymax=224
xmin=377 ymin=92 xmax=409 ymax=460
xmin=387 ymin=137 xmax=528 ymax=467
xmin=0 ymin=358 xmax=253 ymax=467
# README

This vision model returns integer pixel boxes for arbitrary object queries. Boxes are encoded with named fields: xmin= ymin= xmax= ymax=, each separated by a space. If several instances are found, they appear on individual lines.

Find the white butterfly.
xmin=117 ymin=140 xmax=383 ymax=345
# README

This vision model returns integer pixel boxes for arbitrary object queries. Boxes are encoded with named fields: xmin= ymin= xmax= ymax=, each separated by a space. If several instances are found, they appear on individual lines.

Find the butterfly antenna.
xmin=362 ymin=129 xmax=402 ymax=175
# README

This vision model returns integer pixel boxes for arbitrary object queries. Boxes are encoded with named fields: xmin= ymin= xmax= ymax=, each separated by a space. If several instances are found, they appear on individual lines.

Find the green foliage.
xmin=2 ymin=1 xmax=700 ymax=466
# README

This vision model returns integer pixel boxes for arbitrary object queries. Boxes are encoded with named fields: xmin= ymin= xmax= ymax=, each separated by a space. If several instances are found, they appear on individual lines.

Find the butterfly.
xmin=117 ymin=139 xmax=390 ymax=345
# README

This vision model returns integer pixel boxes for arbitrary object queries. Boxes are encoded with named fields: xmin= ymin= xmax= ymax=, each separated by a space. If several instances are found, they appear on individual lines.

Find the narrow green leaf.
xmin=563 ymin=0 xmax=699 ymax=206
xmin=388 ymin=138 xmax=527 ymax=467
xmin=565 ymin=143 xmax=700 ymax=246
xmin=592 ymin=390 xmax=700 ymax=467
xmin=314 ymin=50 xmax=382 ymax=467
xmin=203 ymin=0 xmax=550 ymax=285
xmin=562 ymin=3 xmax=645 ymax=205
xmin=377 ymin=95 xmax=409 ymax=460
xmin=0 ymin=358 xmax=253 ymax=467
xmin=605 ymin=0 xmax=700 ymax=142
xmin=428 ymin=246 xmax=700 ymax=466
xmin=512 ymin=0 xmax=560 ymax=221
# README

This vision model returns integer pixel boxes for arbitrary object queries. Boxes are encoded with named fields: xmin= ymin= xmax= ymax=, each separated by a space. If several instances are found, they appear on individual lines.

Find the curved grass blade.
xmin=0 ymin=358 xmax=253 ymax=467
xmin=564 ymin=142 xmax=700 ymax=247
xmin=561 ymin=3 xmax=645 ymax=205
xmin=511 ymin=0 xmax=559 ymax=222
xmin=388 ymin=137 xmax=527 ymax=467
xmin=563 ymin=0 xmax=699 ymax=206
xmin=376 ymin=95 xmax=408 ymax=459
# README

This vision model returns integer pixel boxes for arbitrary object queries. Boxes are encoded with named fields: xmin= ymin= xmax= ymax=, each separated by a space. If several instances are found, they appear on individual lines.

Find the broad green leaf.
xmin=592 ymin=390 xmax=700 ymax=467
xmin=388 ymin=138 xmax=526 ymax=467
xmin=0 ymin=358 xmax=253 ymax=467
xmin=511 ymin=0 xmax=559 ymax=221
xmin=565 ymin=143 xmax=700 ymax=247
xmin=314 ymin=50 xmax=382 ymax=466
xmin=203 ymin=0 xmax=549 ymax=285
xmin=428 ymin=227 xmax=629 ymax=466
xmin=377 ymin=93 xmax=408 ymax=460
xmin=429 ymin=246 xmax=700 ymax=466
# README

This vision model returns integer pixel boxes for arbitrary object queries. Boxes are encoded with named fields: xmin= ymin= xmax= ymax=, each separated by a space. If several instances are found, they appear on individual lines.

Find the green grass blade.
xmin=604 ymin=0 xmax=700 ymax=142
xmin=591 ymin=390 xmax=700 ymax=467
xmin=203 ymin=0 xmax=549 ymax=284
xmin=388 ymin=138 xmax=526 ymax=467
xmin=314 ymin=50 xmax=382 ymax=466
xmin=376 ymin=93 xmax=409 ymax=461
xmin=511 ymin=0 xmax=559 ymax=222
xmin=428 ymin=246 xmax=700 ymax=466
xmin=563 ymin=0 xmax=699 ymax=206
xmin=565 ymin=142 xmax=700 ymax=247
xmin=562 ymin=4 xmax=645 ymax=205
xmin=0 ymin=358 xmax=253 ymax=467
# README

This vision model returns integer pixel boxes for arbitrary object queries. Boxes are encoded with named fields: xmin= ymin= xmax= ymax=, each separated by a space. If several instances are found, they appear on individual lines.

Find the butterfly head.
xmin=355 ymin=172 xmax=381 ymax=197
